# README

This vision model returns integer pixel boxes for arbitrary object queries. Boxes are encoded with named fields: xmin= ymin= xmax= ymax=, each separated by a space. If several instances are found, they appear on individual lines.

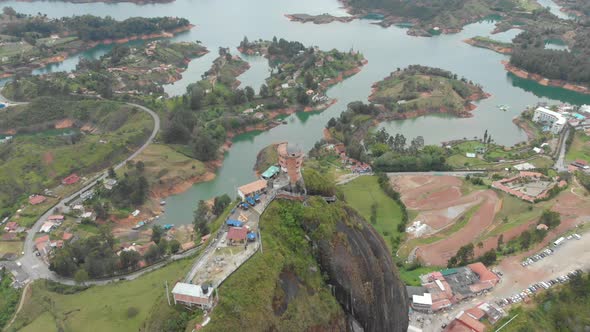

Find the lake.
xmin=3 ymin=0 xmax=590 ymax=224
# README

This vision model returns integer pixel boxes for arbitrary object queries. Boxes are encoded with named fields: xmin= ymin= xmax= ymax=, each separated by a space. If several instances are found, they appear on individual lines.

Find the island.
xmin=463 ymin=36 xmax=513 ymax=54
xmin=0 ymin=11 xmax=193 ymax=77
xmin=368 ymin=65 xmax=489 ymax=119
xmin=284 ymin=13 xmax=356 ymax=24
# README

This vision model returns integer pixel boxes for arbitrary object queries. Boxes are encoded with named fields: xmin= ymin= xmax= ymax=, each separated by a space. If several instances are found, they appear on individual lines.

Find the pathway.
xmin=15 ymin=100 xmax=160 ymax=285
xmin=554 ymin=127 xmax=571 ymax=172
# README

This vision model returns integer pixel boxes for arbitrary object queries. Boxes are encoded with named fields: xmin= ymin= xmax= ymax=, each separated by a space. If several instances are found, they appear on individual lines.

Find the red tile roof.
xmin=467 ymin=262 xmax=499 ymax=285
xmin=35 ymin=235 xmax=50 ymax=245
xmin=62 ymin=233 xmax=73 ymax=241
xmin=456 ymin=312 xmax=486 ymax=332
xmin=62 ymin=174 xmax=80 ymax=185
xmin=29 ymin=195 xmax=47 ymax=205
xmin=465 ymin=307 xmax=486 ymax=320
xmin=5 ymin=222 xmax=18 ymax=231
xmin=227 ymin=227 xmax=248 ymax=242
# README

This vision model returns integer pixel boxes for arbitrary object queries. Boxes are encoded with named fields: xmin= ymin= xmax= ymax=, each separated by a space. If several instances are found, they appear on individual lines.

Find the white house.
xmin=532 ymin=107 xmax=566 ymax=134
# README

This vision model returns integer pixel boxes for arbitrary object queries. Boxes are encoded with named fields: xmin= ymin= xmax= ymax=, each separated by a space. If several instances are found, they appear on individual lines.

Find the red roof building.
xmin=467 ymin=262 xmax=500 ymax=285
xmin=62 ymin=233 xmax=74 ymax=241
xmin=4 ymin=222 xmax=18 ymax=232
xmin=29 ymin=195 xmax=47 ymax=205
xmin=35 ymin=235 xmax=51 ymax=255
xmin=465 ymin=307 xmax=486 ymax=321
xmin=62 ymin=174 xmax=80 ymax=185
xmin=48 ymin=215 xmax=65 ymax=222
xmin=227 ymin=227 xmax=248 ymax=245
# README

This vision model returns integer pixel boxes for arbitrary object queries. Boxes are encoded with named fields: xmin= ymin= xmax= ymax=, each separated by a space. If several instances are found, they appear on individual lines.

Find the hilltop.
xmin=369 ymin=65 xmax=489 ymax=119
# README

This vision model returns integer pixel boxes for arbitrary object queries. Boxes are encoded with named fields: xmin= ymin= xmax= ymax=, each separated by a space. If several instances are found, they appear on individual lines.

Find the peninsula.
xmin=0 ymin=11 xmax=193 ymax=77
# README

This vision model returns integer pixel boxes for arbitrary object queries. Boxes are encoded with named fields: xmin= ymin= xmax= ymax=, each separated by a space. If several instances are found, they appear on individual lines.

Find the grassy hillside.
xmin=369 ymin=65 xmax=487 ymax=118
xmin=8 ymin=258 xmax=193 ymax=332
xmin=202 ymin=199 xmax=345 ymax=331
xmin=0 ymin=97 xmax=152 ymax=224
xmin=500 ymin=273 xmax=590 ymax=331
xmin=340 ymin=176 xmax=403 ymax=250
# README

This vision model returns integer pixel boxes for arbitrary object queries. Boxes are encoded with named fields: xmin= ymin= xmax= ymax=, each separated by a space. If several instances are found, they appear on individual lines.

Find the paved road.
xmin=387 ymin=171 xmax=485 ymax=177
xmin=17 ymin=101 xmax=160 ymax=284
xmin=554 ymin=127 xmax=570 ymax=172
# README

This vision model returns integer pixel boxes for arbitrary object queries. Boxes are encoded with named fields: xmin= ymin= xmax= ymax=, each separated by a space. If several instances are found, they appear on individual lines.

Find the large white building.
xmin=532 ymin=107 xmax=566 ymax=134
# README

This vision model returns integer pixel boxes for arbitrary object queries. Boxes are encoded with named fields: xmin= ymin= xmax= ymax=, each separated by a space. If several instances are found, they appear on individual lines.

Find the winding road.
xmin=15 ymin=101 xmax=163 ymax=285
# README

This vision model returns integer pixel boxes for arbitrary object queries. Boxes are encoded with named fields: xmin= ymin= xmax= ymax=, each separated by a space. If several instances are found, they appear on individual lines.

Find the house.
xmin=48 ymin=215 xmax=65 ymax=222
xmin=467 ymin=262 xmax=500 ymax=286
xmin=536 ymin=224 xmax=549 ymax=231
xmin=227 ymin=227 xmax=248 ymax=245
xmin=444 ymin=311 xmax=487 ymax=332
xmin=237 ymin=179 xmax=267 ymax=200
xmin=171 ymin=282 xmax=215 ymax=309
xmin=28 ymin=195 xmax=47 ymax=205
xmin=40 ymin=221 xmax=56 ymax=233
xmin=4 ymin=222 xmax=18 ymax=232
xmin=104 ymin=179 xmax=118 ymax=190
xmin=35 ymin=235 xmax=52 ymax=255
xmin=81 ymin=211 xmax=96 ymax=221
xmin=261 ymin=165 xmax=280 ymax=179
xmin=465 ymin=152 xmax=476 ymax=158
xmin=62 ymin=233 xmax=74 ymax=241
xmin=62 ymin=174 xmax=80 ymax=185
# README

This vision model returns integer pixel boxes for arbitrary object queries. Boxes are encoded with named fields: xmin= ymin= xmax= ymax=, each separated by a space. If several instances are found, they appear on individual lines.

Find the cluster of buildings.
xmin=326 ymin=143 xmax=372 ymax=174
xmin=444 ymin=302 xmax=504 ymax=332
xmin=532 ymin=104 xmax=590 ymax=134
xmin=35 ymin=232 xmax=74 ymax=257
xmin=408 ymin=263 xmax=500 ymax=314
xmin=39 ymin=215 xmax=65 ymax=233
xmin=491 ymin=171 xmax=565 ymax=203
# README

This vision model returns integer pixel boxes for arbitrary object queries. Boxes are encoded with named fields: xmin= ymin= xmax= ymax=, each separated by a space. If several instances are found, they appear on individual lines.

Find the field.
xmin=0 ymin=241 xmax=23 ymax=257
xmin=9 ymin=258 xmax=194 ymax=332
xmin=340 ymin=176 xmax=404 ymax=250
xmin=391 ymin=174 xmax=500 ymax=266
xmin=446 ymin=140 xmax=552 ymax=170
xmin=566 ymin=131 xmax=590 ymax=163
xmin=0 ymin=99 xmax=153 ymax=226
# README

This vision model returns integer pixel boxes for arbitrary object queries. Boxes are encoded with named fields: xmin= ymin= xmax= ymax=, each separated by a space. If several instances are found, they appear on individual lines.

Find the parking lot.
xmin=521 ymin=233 xmax=582 ymax=267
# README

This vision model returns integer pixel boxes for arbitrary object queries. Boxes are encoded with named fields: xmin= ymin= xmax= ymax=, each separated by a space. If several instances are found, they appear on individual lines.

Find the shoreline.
xmin=12 ymin=0 xmax=174 ymax=4
xmin=502 ymin=61 xmax=590 ymax=95
xmin=463 ymin=38 xmax=512 ymax=55
xmin=1 ymin=24 xmax=194 ymax=79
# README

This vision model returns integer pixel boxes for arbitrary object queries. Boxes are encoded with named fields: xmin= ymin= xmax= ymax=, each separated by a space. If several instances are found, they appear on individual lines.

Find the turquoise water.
xmin=3 ymin=0 xmax=590 ymax=224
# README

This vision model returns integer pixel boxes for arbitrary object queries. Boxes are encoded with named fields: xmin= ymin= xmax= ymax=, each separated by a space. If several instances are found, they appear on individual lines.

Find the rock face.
xmin=302 ymin=201 xmax=409 ymax=332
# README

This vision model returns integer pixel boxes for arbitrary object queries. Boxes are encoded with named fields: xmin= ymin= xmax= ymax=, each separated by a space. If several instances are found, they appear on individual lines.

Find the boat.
xmin=160 ymin=200 xmax=166 ymax=205
xmin=132 ymin=221 xmax=146 ymax=230
xmin=163 ymin=224 xmax=174 ymax=230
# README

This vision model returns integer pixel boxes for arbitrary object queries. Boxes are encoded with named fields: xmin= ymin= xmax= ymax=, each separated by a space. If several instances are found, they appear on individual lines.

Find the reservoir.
xmin=3 ymin=0 xmax=590 ymax=224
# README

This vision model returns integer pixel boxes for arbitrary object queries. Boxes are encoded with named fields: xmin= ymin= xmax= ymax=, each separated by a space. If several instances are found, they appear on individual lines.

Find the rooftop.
xmin=238 ymin=179 xmax=267 ymax=196
xmin=227 ymin=227 xmax=248 ymax=241
xmin=467 ymin=262 xmax=499 ymax=285
xmin=172 ymin=282 xmax=212 ymax=298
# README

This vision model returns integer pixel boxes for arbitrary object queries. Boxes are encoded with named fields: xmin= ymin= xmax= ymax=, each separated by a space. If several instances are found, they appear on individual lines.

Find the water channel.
xmin=3 ymin=0 xmax=590 ymax=224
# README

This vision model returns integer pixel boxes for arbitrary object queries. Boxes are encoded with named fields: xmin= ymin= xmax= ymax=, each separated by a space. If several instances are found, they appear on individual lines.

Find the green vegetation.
xmin=466 ymin=36 xmax=513 ymax=53
xmin=202 ymin=199 xmax=344 ymax=331
xmin=4 ymin=40 xmax=207 ymax=100
xmin=500 ymin=273 xmax=590 ymax=332
xmin=566 ymin=131 xmax=590 ymax=162
xmin=0 ymin=97 xmax=152 ymax=224
xmin=346 ymin=0 xmax=539 ymax=34
xmin=9 ymin=258 xmax=193 ymax=332
xmin=254 ymin=144 xmax=279 ymax=174
xmin=0 ymin=268 xmax=20 ymax=330
xmin=325 ymin=102 xmax=449 ymax=172
xmin=0 ymin=10 xmax=190 ymax=73
xmin=302 ymin=168 xmax=336 ymax=196
xmin=369 ymin=65 xmax=487 ymax=117
xmin=340 ymin=176 xmax=403 ymax=250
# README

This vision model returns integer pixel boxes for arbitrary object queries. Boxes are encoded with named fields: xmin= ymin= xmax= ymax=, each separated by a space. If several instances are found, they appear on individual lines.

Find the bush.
xmin=127 ymin=307 xmax=139 ymax=318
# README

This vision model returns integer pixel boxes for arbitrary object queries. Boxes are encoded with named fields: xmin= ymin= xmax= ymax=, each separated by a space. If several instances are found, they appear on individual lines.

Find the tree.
xmin=74 ymin=269 xmax=89 ymax=285
xmin=497 ymin=234 xmax=504 ymax=250
xmin=135 ymin=161 xmax=145 ymax=173
xmin=193 ymin=200 xmax=211 ymax=237
xmin=144 ymin=244 xmax=161 ymax=263
xmin=108 ymin=167 xmax=117 ymax=179
xmin=259 ymin=84 xmax=270 ymax=98
xmin=539 ymin=210 xmax=560 ymax=229
xmin=213 ymin=194 xmax=231 ymax=216
xmin=3 ymin=7 xmax=16 ymax=20
xmin=480 ymin=249 xmax=497 ymax=266
xmin=151 ymin=225 xmax=164 ymax=244
xmin=120 ymin=250 xmax=140 ymax=270
xmin=520 ymin=230 xmax=532 ymax=249
xmin=169 ymin=239 xmax=181 ymax=254
xmin=244 ymin=86 xmax=255 ymax=101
